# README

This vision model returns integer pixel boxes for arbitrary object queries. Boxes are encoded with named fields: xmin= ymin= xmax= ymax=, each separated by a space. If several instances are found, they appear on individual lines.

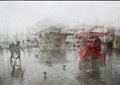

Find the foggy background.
xmin=0 ymin=1 xmax=120 ymax=36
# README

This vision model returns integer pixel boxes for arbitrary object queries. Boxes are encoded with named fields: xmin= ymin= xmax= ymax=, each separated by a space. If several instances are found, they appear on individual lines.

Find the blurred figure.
xmin=95 ymin=37 xmax=102 ymax=51
xmin=9 ymin=41 xmax=23 ymax=60
xmin=9 ymin=43 xmax=15 ymax=60
xmin=106 ymin=41 xmax=113 ymax=51
xmin=16 ymin=41 xmax=21 ymax=60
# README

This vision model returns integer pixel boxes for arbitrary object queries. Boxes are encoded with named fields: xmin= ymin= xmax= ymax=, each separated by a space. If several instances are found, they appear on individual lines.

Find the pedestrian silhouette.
xmin=9 ymin=41 xmax=23 ymax=61
xmin=9 ymin=43 xmax=15 ymax=60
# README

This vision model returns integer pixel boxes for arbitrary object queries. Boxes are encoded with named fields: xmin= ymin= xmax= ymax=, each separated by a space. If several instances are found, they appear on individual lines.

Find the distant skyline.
xmin=0 ymin=1 xmax=120 ymax=35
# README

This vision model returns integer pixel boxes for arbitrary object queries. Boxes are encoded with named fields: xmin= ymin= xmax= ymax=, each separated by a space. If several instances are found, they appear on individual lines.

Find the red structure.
xmin=76 ymin=25 xmax=108 ymax=64
xmin=79 ymin=38 xmax=102 ymax=61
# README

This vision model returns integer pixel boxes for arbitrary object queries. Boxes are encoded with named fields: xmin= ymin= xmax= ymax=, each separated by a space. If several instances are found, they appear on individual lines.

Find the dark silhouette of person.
xmin=9 ymin=43 xmax=15 ymax=60
xmin=16 ymin=41 xmax=21 ymax=60
xmin=95 ymin=37 xmax=102 ymax=51
xmin=9 ymin=41 xmax=23 ymax=60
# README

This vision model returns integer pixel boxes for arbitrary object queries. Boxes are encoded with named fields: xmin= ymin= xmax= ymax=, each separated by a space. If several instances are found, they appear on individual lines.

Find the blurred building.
xmin=34 ymin=25 xmax=73 ymax=51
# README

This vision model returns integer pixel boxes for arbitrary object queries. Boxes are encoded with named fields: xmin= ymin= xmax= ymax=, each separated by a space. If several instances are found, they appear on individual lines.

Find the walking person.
xmin=9 ymin=43 xmax=15 ymax=60
xmin=16 ymin=41 xmax=22 ymax=60
xmin=9 ymin=41 xmax=23 ymax=61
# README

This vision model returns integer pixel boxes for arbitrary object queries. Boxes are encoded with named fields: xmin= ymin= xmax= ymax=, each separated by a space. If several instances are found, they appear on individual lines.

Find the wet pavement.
xmin=0 ymin=47 xmax=120 ymax=85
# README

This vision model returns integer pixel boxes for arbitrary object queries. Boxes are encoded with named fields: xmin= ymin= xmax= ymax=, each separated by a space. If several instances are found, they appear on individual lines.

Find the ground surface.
xmin=0 ymin=47 xmax=120 ymax=85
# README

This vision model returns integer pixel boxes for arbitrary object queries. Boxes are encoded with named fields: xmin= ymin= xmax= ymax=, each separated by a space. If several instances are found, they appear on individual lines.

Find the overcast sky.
xmin=0 ymin=1 xmax=120 ymax=35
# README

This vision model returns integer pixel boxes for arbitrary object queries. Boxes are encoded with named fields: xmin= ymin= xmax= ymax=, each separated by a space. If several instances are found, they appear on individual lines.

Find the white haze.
xmin=0 ymin=1 xmax=120 ymax=36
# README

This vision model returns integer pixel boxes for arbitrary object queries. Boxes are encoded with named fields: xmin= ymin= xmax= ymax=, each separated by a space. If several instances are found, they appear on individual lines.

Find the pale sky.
xmin=0 ymin=1 xmax=120 ymax=35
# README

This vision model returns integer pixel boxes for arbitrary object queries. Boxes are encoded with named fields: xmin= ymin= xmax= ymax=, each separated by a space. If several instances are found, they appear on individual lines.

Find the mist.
xmin=0 ymin=1 xmax=120 ymax=35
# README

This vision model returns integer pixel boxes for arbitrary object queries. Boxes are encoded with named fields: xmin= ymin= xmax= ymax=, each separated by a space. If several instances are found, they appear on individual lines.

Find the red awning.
xmin=76 ymin=31 xmax=109 ymax=39
xmin=89 ymin=32 xmax=109 ymax=36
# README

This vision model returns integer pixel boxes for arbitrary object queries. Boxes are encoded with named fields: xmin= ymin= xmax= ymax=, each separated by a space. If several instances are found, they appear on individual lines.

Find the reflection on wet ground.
xmin=0 ymin=47 xmax=120 ymax=85
xmin=10 ymin=60 xmax=25 ymax=79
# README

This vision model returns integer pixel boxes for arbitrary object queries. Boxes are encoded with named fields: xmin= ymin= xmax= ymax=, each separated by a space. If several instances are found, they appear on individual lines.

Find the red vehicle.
xmin=76 ymin=26 xmax=108 ymax=68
